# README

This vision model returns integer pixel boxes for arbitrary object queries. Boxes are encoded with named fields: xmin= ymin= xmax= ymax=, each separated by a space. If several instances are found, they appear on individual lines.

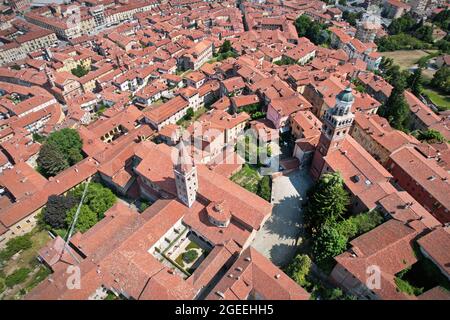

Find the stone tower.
xmin=310 ymin=87 xmax=355 ymax=179
xmin=174 ymin=141 xmax=198 ymax=208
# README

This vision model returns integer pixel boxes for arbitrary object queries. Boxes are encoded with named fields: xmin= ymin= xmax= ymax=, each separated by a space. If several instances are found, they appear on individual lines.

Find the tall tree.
xmin=378 ymin=85 xmax=411 ymax=132
xmin=303 ymin=172 xmax=350 ymax=234
xmin=37 ymin=143 xmax=69 ymax=177
xmin=407 ymin=68 xmax=423 ymax=96
xmin=431 ymin=66 xmax=450 ymax=94
xmin=294 ymin=15 xmax=311 ymax=38
xmin=388 ymin=13 xmax=415 ymax=35
xmin=285 ymin=254 xmax=312 ymax=287
xmin=42 ymin=194 xmax=78 ymax=229
xmin=46 ymin=128 xmax=83 ymax=166
xmin=219 ymin=39 xmax=232 ymax=53
xmin=312 ymin=224 xmax=347 ymax=267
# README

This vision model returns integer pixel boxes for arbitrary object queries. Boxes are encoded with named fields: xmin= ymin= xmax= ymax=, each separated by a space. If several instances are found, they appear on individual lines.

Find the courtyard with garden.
xmin=155 ymin=229 xmax=211 ymax=277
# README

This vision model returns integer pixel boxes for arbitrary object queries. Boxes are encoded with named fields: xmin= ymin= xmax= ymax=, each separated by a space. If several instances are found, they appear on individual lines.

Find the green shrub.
xmin=334 ymin=210 xmax=384 ymax=240
xmin=186 ymin=241 xmax=200 ymax=250
xmin=139 ymin=201 xmax=151 ymax=213
xmin=285 ymin=254 xmax=312 ymax=288
xmin=251 ymin=111 xmax=266 ymax=120
xmin=0 ymin=277 xmax=5 ymax=294
xmin=395 ymin=277 xmax=424 ymax=296
xmin=257 ymin=176 xmax=271 ymax=201
xmin=312 ymin=224 xmax=347 ymax=271
xmin=376 ymin=34 xmax=430 ymax=52
xmin=71 ymin=65 xmax=90 ymax=78
xmin=0 ymin=234 xmax=32 ymax=262
xmin=182 ymin=250 xmax=199 ymax=263
xmin=5 ymin=268 xmax=31 ymax=288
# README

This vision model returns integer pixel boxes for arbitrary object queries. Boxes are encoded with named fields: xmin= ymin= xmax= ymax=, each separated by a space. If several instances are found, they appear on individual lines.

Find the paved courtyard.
xmin=251 ymin=168 xmax=313 ymax=267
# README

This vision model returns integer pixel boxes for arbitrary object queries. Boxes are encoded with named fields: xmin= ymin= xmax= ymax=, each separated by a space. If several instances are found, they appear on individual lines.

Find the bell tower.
xmin=174 ymin=140 xmax=198 ymax=208
xmin=311 ymin=87 xmax=355 ymax=179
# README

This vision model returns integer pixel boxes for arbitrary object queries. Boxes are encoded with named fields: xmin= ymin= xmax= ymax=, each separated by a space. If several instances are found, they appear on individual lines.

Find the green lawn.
xmin=0 ymin=228 xmax=52 ymax=299
xmin=422 ymin=87 xmax=450 ymax=111
xmin=186 ymin=241 xmax=201 ymax=251
xmin=231 ymin=164 xmax=261 ymax=193
xmin=175 ymin=254 xmax=185 ymax=268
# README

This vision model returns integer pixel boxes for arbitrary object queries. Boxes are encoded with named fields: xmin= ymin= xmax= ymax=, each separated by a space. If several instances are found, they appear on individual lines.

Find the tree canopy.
xmin=294 ymin=14 xmax=330 ymax=46
xmin=69 ymin=182 xmax=117 ymax=220
xmin=46 ymin=128 xmax=83 ymax=165
xmin=37 ymin=143 xmax=69 ymax=178
xmin=376 ymin=34 xmax=431 ymax=52
xmin=431 ymin=66 xmax=450 ymax=94
xmin=42 ymin=194 xmax=79 ymax=229
xmin=303 ymin=172 xmax=349 ymax=234
xmin=407 ymin=68 xmax=423 ymax=97
xmin=65 ymin=204 xmax=98 ymax=233
xmin=36 ymin=128 xmax=84 ymax=177
xmin=432 ymin=9 xmax=450 ymax=32
xmin=388 ymin=13 xmax=416 ymax=35
xmin=285 ymin=254 xmax=312 ymax=287
xmin=219 ymin=40 xmax=233 ymax=54
xmin=378 ymin=85 xmax=411 ymax=132
xmin=312 ymin=224 xmax=347 ymax=268
xmin=71 ymin=64 xmax=90 ymax=78
xmin=342 ymin=11 xmax=362 ymax=27
xmin=414 ymin=129 xmax=446 ymax=143
xmin=215 ymin=39 xmax=237 ymax=61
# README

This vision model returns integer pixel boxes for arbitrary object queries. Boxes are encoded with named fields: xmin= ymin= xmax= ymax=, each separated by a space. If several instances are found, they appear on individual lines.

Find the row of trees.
xmin=377 ymin=11 xmax=450 ymax=54
xmin=378 ymin=56 xmax=448 ymax=131
xmin=376 ymin=34 xmax=432 ymax=52
xmin=388 ymin=15 xmax=433 ymax=43
xmin=36 ymin=128 xmax=84 ymax=178
xmin=377 ymin=57 xmax=424 ymax=132
xmin=41 ymin=182 xmax=117 ymax=234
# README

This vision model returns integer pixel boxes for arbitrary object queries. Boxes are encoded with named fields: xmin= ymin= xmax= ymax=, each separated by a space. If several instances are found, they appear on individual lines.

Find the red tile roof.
xmin=417 ymin=226 xmax=450 ymax=278
xmin=389 ymin=145 xmax=450 ymax=214
xmin=206 ymin=247 xmax=310 ymax=300
xmin=334 ymin=219 xmax=418 ymax=300
xmin=324 ymin=136 xmax=396 ymax=210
